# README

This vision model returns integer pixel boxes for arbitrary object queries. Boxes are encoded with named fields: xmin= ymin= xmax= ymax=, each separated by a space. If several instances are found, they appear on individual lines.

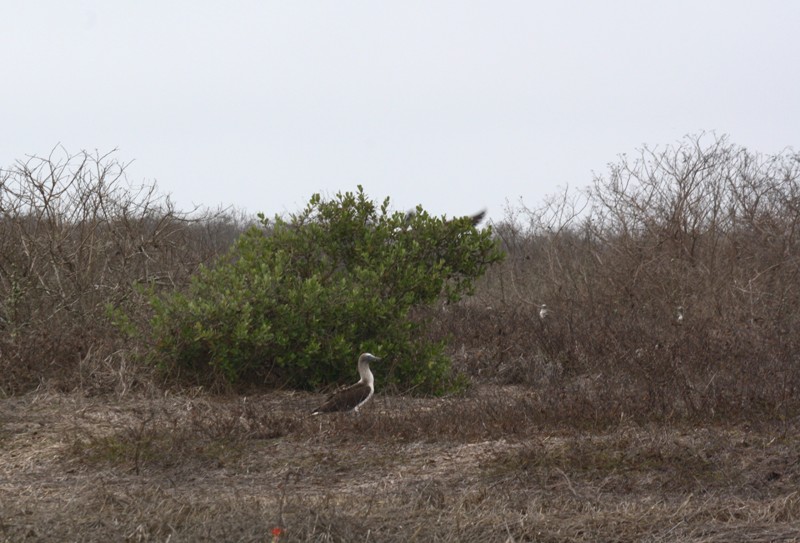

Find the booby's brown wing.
xmin=470 ymin=210 xmax=487 ymax=226
xmin=312 ymin=382 xmax=372 ymax=414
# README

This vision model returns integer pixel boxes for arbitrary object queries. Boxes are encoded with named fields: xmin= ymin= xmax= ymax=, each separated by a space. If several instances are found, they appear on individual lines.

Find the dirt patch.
xmin=1 ymin=388 xmax=800 ymax=542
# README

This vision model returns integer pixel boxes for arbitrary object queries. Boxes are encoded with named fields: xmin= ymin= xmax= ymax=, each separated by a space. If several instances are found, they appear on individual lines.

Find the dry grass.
xmin=2 ymin=387 xmax=799 ymax=542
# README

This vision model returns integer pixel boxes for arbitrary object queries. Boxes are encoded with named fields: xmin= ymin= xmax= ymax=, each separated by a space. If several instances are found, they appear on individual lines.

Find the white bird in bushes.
xmin=538 ymin=304 xmax=551 ymax=320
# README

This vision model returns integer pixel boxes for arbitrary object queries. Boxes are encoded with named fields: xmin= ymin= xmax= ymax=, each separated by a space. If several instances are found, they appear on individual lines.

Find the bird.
xmin=469 ymin=209 xmax=487 ymax=226
xmin=538 ymin=304 xmax=551 ymax=320
xmin=403 ymin=209 xmax=486 ymax=226
xmin=676 ymin=305 xmax=684 ymax=325
xmin=312 ymin=353 xmax=381 ymax=414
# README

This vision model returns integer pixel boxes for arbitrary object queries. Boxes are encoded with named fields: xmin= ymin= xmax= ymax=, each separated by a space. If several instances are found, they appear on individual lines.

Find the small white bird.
xmin=676 ymin=305 xmax=684 ymax=325
xmin=539 ymin=304 xmax=550 ymax=320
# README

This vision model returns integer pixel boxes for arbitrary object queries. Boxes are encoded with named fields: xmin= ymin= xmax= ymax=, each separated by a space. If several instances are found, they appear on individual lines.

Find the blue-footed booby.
xmin=312 ymin=353 xmax=380 ymax=414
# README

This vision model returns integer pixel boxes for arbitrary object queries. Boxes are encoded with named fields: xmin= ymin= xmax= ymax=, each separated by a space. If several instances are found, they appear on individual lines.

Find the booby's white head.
xmin=357 ymin=352 xmax=380 ymax=387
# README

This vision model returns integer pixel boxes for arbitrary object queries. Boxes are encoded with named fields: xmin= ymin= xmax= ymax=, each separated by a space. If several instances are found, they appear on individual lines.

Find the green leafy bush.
xmin=148 ymin=187 xmax=503 ymax=392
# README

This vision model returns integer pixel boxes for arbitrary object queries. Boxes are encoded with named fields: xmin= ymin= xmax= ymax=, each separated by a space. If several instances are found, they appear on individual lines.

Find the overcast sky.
xmin=2 ymin=1 xmax=798 ymax=222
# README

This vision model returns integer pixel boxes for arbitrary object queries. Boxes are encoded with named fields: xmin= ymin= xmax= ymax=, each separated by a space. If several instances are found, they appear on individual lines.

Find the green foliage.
xmin=148 ymin=187 xmax=503 ymax=392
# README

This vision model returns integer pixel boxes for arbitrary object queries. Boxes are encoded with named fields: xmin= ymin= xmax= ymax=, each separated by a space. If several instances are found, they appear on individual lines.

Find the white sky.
xmin=2 ymin=1 xmax=798 ymax=222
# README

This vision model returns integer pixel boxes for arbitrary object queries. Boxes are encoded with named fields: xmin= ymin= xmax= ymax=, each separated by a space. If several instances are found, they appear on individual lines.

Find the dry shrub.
xmin=0 ymin=147 xmax=250 ymax=395
xmin=447 ymin=134 xmax=800 ymax=422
